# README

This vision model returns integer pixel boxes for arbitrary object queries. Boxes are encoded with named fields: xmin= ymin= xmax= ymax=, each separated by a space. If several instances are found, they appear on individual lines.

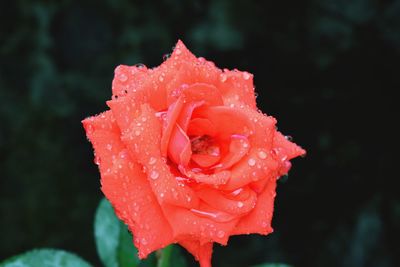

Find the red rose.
xmin=83 ymin=40 xmax=305 ymax=267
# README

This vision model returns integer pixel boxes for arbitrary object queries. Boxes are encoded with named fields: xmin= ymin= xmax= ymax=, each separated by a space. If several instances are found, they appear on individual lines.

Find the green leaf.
xmin=251 ymin=264 xmax=293 ymax=267
xmin=0 ymin=249 xmax=92 ymax=267
xmin=94 ymin=198 xmax=140 ymax=267
xmin=157 ymin=245 xmax=187 ymax=267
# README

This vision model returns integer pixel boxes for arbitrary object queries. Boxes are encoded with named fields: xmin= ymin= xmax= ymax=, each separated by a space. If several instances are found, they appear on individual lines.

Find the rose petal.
xmin=182 ymin=83 xmax=224 ymax=106
xmin=196 ymin=187 xmax=257 ymax=216
xmin=217 ymin=69 xmax=257 ymax=109
xmin=220 ymin=148 xmax=280 ymax=191
xmin=168 ymin=124 xmax=192 ymax=166
xmin=179 ymin=166 xmax=231 ymax=185
xmin=179 ymin=240 xmax=213 ymax=267
xmin=232 ymin=178 xmax=276 ymax=236
xmin=161 ymin=96 xmax=184 ymax=157
xmin=119 ymin=104 xmax=199 ymax=209
xmin=166 ymin=59 xmax=222 ymax=105
xmin=82 ymin=113 xmax=174 ymax=258
xmin=176 ymin=101 xmax=205 ymax=132
xmin=213 ymin=135 xmax=250 ymax=172
xmin=191 ymin=154 xmax=221 ymax=168
xmin=112 ymin=64 xmax=148 ymax=98
xmin=193 ymin=106 xmax=255 ymax=138
xmin=82 ymin=111 xmax=122 ymax=174
xmin=103 ymin=150 xmax=174 ymax=258
xmin=111 ymin=40 xmax=197 ymax=111
xmin=273 ymin=131 xmax=306 ymax=160
xmin=162 ymin=202 xmax=238 ymax=245
xmin=187 ymin=118 xmax=217 ymax=137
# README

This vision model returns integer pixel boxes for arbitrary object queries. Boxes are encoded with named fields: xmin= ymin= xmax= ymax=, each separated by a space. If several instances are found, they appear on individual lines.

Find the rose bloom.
xmin=83 ymin=40 xmax=305 ymax=267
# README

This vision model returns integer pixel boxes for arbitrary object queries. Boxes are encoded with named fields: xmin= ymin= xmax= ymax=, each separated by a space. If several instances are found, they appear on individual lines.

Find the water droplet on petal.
xmin=141 ymin=238 xmax=148 ymax=245
xmin=175 ymin=48 xmax=182 ymax=55
xmin=106 ymin=144 xmax=112 ymax=151
xmin=150 ymin=170 xmax=159 ymax=180
xmin=237 ymin=201 xmax=244 ymax=208
xmin=119 ymin=73 xmax=128 ymax=82
xmin=159 ymin=76 xmax=164 ymax=82
xmin=217 ymin=230 xmax=225 ymax=238
xmin=248 ymin=158 xmax=256 ymax=166
xmin=135 ymin=130 xmax=141 ymax=136
xmin=242 ymin=72 xmax=251 ymax=80
xmin=148 ymin=157 xmax=157 ymax=165
xmin=220 ymin=73 xmax=227 ymax=82
xmin=258 ymin=151 xmax=267 ymax=159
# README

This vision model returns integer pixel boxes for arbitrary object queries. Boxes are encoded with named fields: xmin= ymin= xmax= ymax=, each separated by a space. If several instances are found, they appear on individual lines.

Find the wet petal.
xmin=168 ymin=124 xmax=192 ymax=166
xmin=232 ymin=178 xmax=276 ymax=236
xmin=191 ymin=154 xmax=220 ymax=168
xmin=176 ymin=101 xmax=204 ymax=132
xmin=213 ymin=134 xmax=250 ymax=171
xmin=182 ymin=83 xmax=223 ymax=106
xmin=119 ymin=104 xmax=199 ymax=209
xmin=193 ymin=106 xmax=255 ymax=138
xmin=196 ymin=187 xmax=257 ymax=216
xmin=162 ymin=202 xmax=238 ymax=245
xmin=83 ymin=113 xmax=174 ymax=258
xmin=82 ymin=111 xmax=122 ymax=174
xmin=217 ymin=69 xmax=257 ymax=109
xmin=166 ymin=59 xmax=222 ymax=105
xmin=179 ymin=241 xmax=213 ymax=267
xmin=187 ymin=118 xmax=217 ymax=137
xmin=273 ymin=131 xmax=306 ymax=160
xmin=220 ymin=148 xmax=280 ymax=191
xmin=161 ymin=96 xmax=185 ymax=157
xmin=179 ymin=166 xmax=231 ymax=185
xmin=112 ymin=64 xmax=148 ymax=98
xmin=103 ymin=150 xmax=174 ymax=258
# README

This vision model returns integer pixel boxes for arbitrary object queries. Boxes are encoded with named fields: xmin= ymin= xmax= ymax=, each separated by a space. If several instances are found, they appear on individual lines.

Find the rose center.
xmin=190 ymin=135 xmax=220 ymax=156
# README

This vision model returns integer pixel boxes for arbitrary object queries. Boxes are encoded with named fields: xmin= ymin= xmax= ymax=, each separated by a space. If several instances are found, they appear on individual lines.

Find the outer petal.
xmin=82 ymin=111 xmax=121 ymax=174
xmin=117 ymin=104 xmax=199 ymax=209
xmin=179 ymin=241 xmax=213 ymax=267
xmin=166 ymin=58 xmax=222 ymax=105
xmin=82 ymin=112 xmax=174 ymax=258
xmin=162 ymin=202 xmax=238 ymax=245
xmin=220 ymin=148 xmax=280 ymax=191
xmin=217 ymin=69 xmax=257 ymax=109
xmin=231 ymin=178 xmax=276 ymax=236
xmin=111 ymin=40 xmax=197 ymax=111
xmin=196 ymin=187 xmax=257 ymax=216
xmin=103 ymin=150 xmax=174 ymax=258
xmin=193 ymin=106 xmax=255 ymax=138
xmin=273 ymin=131 xmax=306 ymax=160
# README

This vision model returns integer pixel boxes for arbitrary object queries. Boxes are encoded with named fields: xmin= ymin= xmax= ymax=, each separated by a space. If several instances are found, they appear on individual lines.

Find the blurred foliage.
xmin=0 ymin=0 xmax=398 ymax=266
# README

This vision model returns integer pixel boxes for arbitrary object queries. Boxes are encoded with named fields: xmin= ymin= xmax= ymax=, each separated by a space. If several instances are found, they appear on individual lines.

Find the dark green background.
xmin=0 ymin=0 xmax=398 ymax=266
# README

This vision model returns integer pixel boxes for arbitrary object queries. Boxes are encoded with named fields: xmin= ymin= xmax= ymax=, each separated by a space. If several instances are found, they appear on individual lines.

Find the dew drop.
xmin=148 ymin=157 xmax=157 ymax=165
xmin=141 ymin=238 xmax=148 ymax=245
xmin=242 ymin=72 xmax=251 ymax=80
xmin=134 ymin=130 xmax=141 ymax=136
xmin=220 ymin=74 xmax=227 ymax=82
xmin=163 ymin=53 xmax=171 ymax=61
xmin=237 ymin=201 xmax=244 ymax=208
xmin=285 ymin=135 xmax=293 ymax=141
xmin=258 ymin=150 xmax=267 ymax=159
xmin=248 ymin=158 xmax=256 ymax=166
xmin=141 ymin=117 xmax=147 ymax=122
xmin=119 ymin=73 xmax=128 ymax=82
xmin=175 ymin=48 xmax=182 ymax=55
xmin=106 ymin=144 xmax=112 ymax=151
xmin=150 ymin=170 xmax=159 ymax=180
xmin=159 ymin=75 xmax=164 ymax=82
xmin=217 ymin=230 xmax=225 ymax=238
